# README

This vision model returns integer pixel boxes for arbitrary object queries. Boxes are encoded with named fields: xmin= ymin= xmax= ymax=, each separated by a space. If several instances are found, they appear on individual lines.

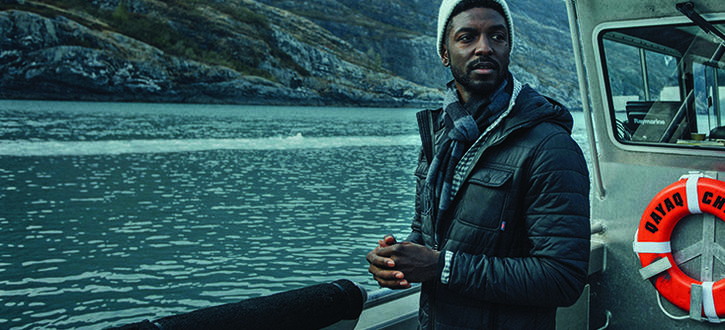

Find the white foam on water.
xmin=0 ymin=134 xmax=420 ymax=156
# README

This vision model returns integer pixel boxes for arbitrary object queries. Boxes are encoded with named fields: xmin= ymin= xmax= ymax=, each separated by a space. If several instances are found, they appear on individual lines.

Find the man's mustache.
xmin=467 ymin=58 xmax=499 ymax=72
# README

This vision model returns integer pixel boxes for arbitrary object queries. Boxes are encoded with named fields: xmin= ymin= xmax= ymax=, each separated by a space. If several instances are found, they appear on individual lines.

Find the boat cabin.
xmin=566 ymin=0 xmax=725 ymax=328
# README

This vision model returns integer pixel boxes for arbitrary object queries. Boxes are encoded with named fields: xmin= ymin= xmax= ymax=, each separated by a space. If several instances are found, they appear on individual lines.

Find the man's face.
xmin=442 ymin=7 xmax=511 ymax=101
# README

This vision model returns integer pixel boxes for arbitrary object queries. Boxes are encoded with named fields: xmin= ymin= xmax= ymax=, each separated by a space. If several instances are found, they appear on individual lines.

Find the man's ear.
xmin=441 ymin=47 xmax=450 ymax=67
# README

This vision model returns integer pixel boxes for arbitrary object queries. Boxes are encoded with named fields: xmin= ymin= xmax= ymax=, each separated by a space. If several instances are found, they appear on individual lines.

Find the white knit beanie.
xmin=436 ymin=0 xmax=515 ymax=58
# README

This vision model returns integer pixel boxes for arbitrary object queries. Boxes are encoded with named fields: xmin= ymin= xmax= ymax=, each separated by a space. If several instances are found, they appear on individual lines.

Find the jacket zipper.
xmin=427 ymin=109 xmax=443 ymax=252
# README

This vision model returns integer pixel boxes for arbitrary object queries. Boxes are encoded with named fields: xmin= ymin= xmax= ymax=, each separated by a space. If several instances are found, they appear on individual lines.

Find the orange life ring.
xmin=634 ymin=175 xmax=725 ymax=322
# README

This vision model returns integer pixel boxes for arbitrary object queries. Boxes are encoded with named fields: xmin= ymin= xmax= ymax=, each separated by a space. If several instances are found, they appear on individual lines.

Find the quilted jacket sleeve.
xmin=406 ymin=150 xmax=428 ymax=246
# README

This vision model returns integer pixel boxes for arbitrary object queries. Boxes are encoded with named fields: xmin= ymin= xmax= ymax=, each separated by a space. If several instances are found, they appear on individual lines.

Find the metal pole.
xmin=566 ymin=0 xmax=606 ymax=199
xmin=640 ymin=48 xmax=650 ymax=100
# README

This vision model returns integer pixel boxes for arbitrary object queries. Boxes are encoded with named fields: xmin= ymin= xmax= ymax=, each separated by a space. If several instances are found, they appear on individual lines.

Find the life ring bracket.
xmin=638 ymin=257 xmax=672 ymax=280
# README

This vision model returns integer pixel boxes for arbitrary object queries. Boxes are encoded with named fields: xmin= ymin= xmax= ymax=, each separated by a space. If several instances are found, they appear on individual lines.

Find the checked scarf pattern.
xmin=426 ymin=79 xmax=512 ymax=216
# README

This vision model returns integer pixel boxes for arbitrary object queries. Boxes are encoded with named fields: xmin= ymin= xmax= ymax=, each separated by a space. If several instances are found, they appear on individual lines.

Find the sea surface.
xmin=0 ymin=100 xmax=589 ymax=329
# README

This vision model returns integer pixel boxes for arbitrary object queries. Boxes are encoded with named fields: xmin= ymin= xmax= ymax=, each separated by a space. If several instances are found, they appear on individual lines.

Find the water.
xmin=0 ymin=100 xmax=590 ymax=329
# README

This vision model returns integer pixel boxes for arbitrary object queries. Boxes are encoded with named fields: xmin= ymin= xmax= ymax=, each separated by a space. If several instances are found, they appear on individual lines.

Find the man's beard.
xmin=450 ymin=58 xmax=508 ymax=97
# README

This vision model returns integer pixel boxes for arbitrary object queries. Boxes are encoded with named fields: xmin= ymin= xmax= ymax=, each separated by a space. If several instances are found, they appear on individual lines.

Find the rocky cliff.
xmin=0 ymin=0 xmax=578 ymax=108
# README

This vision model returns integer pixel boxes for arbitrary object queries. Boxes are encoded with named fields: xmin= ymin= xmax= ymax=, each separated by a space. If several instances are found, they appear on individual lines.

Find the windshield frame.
xmin=593 ymin=14 xmax=725 ymax=155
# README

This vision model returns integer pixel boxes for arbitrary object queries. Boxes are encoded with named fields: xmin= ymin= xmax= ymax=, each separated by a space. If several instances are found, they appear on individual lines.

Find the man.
xmin=366 ymin=0 xmax=591 ymax=329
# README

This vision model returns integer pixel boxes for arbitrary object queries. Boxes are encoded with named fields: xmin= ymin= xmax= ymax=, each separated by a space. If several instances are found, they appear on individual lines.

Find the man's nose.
xmin=474 ymin=35 xmax=493 ymax=56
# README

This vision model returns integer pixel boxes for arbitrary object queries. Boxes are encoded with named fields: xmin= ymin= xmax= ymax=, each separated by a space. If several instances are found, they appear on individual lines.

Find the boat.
xmin=558 ymin=0 xmax=725 ymax=328
xmin=114 ymin=0 xmax=725 ymax=328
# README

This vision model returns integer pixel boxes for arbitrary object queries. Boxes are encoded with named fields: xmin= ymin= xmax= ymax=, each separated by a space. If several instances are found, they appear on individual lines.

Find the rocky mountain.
xmin=0 ymin=0 xmax=579 ymax=108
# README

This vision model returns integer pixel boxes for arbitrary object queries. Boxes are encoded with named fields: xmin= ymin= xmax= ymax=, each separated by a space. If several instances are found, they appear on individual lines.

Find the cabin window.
xmin=600 ymin=20 xmax=725 ymax=148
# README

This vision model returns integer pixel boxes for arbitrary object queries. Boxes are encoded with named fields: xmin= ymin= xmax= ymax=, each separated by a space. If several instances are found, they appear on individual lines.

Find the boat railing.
xmin=363 ymin=284 xmax=422 ymax=309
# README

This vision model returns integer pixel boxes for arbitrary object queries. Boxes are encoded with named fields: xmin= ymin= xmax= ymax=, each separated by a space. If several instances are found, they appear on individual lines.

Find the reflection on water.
xmin=0 ymin=101 xmax=589 ymax=329
xmin=1 ymin=147 xmax=418 ymax=329
xmin=0 ymin=101 xmax=424 ymax=329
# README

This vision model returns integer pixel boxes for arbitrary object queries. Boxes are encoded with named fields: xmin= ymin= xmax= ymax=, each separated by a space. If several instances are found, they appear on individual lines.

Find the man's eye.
xmin=458 ymin=35 xmax=473 ymax=42
xmin=492 ymin=33 xmax=507 ymax=42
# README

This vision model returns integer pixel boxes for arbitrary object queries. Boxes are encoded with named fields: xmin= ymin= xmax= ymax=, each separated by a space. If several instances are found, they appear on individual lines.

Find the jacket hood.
xmin=503 ymin=84 xmax=574 ymax=135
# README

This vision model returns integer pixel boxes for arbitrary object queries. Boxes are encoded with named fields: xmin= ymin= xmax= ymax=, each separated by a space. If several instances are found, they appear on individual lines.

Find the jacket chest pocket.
xmin=454 ymin=167 xmax=513 ymax=231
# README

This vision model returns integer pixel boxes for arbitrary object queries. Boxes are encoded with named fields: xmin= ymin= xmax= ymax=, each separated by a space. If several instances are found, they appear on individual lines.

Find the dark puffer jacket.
xmin=406 ymin=84 xmax=590 ymax=330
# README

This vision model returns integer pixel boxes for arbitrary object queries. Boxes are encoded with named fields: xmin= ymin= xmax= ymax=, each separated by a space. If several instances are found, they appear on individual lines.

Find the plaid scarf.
xmin=426 ymin=79 xmax=511 ymax=215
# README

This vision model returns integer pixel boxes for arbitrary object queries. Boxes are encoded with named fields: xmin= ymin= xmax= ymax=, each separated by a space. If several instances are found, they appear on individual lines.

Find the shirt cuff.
xmin=440 ymin=250 xmax=454 ymax=285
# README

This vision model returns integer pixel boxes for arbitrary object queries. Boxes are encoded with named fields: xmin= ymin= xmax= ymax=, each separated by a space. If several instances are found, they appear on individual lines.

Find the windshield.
xmin=600 ymin=18 xmax=725 ymax=147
